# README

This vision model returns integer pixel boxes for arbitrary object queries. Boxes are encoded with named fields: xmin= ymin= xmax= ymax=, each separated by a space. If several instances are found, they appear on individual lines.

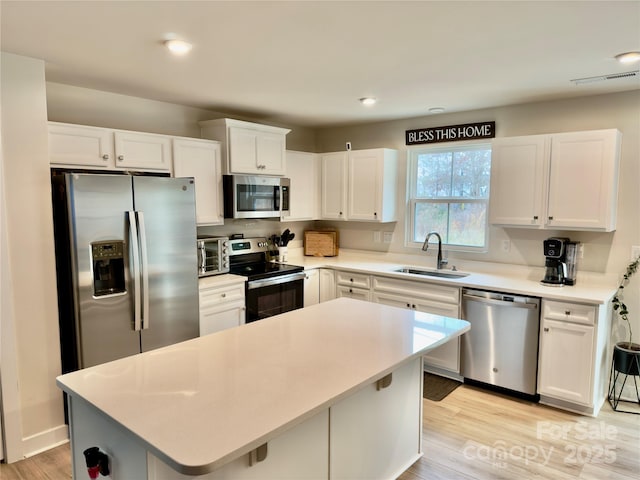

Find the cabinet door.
xmin=114 ymin=131 xmax=172 ymax=172
xmin=228 ymin=127 xmax=258 ymax=173
xmin=283 ymin=151 xmax=320 ymax=221
xmin=547 ymin=130 xmax=620 ymax=231
xmin=48 ymin=122 xmax=114 ymax=168
xmin=330 ymin=358 xmax=422 ymax=480
xmin=303 ymin=269 xmax=320 ymax=307
xmin=320 ymin=152 xmax=348 ymax=220
xmin=538 ymin=318 xmax=594 ymax=405
xmin=489 ymin=135 xmax=548 ymax=227
xmin=319 ymin=269 xmax=336 ymax=302
xmin=348 ymin=149 xmax=380 ymax=221
xmin=173 ymin=139 xmax=223 ymax=226
xmin=257 ymin=131 xmax=286 ymax=175
xmin=200 ymin=301 xmax=246 ymax=336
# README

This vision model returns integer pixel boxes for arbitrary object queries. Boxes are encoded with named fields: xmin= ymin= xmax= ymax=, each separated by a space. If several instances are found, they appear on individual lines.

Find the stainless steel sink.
xmin=394 ymin=267 xmax=469 ymax=279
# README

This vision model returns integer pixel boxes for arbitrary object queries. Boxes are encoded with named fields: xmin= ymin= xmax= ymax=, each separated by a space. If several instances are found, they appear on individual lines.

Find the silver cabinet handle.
xmin=118 ymin=155 xmax=124 ymax=161
xmin=221 ymin=293 xmax=226 ymax=298
xmin=102 ymin=154 xmax=110 ymax=160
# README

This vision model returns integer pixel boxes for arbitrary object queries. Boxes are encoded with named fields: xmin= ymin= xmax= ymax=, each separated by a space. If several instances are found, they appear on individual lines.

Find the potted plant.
xmin=611 ymin=256 xmax=640 ymax=376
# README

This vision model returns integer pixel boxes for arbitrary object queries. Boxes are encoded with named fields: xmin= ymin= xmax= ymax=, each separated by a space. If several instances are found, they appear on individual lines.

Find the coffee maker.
xmin=541 ymin=237 xmax=571 ymax=286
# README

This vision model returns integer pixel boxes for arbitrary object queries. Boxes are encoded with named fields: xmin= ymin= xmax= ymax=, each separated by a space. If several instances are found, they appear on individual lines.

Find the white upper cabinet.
xmin=48 ymin=122 xmax=172 ymax=173
xmin=200 ymin=118 xmax=290 ymax=176
xmin=490 ymin=129 xmax=621 ymax=231
xmin=320 ymin=152 xmax=348 ymax=220
xmin=283 ymin=150 xmax=320 ymax=221
xmin=48 ymin=122 xmax=114 ymax=169
xmin=173 ymin=138 xmax=223 ymax=226
xmin=321 ymin=148 xmax=398 ymax=222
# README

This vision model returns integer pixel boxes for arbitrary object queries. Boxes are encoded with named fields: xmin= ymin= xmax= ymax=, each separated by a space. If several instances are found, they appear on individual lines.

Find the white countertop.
xmin=285 ymin=249 xmax=617 ymax=305
xmin=56 ymin=298 xmax=469 ymax=475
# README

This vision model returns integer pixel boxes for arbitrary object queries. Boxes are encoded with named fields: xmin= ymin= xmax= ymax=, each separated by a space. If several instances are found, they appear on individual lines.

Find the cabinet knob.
xmin=221 ymin=293 xmax=226 ymax=298
xmin=349 ymin=288 xmax=353 ymax=293
xmin=548 ymin=216 xmax=554 ymax=220
xmin=565 ymin=310 xmax=571 ymax=316
xmin=412 ymin=304 xmax=416 ymax=309
xmin=533 ymin=215 xmax=538 ymax=220
xmin=376 ymin=373 xmax=393 ymax=391
xmin=118 ymin=155 xmax=124 ymax=161
xmin=406 ymin=303 xmax=411 ymax=308
xmin=374 ymin=212 xmax=377 ymax=217
xmin=544 ymin=327 xmax=550 ymax=332
xmin=102 ymin=154 xmax=110 ymax=160
xmin=339 ymin=211 xmax=343 ymax=216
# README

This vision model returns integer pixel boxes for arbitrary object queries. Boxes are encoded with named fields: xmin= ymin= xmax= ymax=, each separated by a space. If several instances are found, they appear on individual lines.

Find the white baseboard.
xmin=22 ymin=424 xmax=69 ymax=458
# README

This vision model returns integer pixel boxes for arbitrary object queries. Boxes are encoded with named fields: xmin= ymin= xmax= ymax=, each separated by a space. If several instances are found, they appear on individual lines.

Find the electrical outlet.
xmin=632 ymin=245 xmax=640 ymax=260
xmin=373 ymin=231 xmax=381 ymax=243
xmin=501 ymin=239 xmax=511 ymax=252
xmin=383 ymin=232 xmax=393 ymax=243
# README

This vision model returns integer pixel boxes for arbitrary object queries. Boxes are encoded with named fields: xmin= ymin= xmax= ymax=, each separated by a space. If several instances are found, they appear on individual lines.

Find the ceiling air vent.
xmin=571 ymin=70 xmax=639 ymax=85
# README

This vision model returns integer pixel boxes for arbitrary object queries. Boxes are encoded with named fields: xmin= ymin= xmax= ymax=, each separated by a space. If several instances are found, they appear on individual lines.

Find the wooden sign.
xmin=406 ymin=121 xmax=495 ymax=145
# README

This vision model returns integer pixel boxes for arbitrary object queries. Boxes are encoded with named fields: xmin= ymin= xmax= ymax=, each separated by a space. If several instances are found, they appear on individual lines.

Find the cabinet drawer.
xmin=542 ymin=300 xmax=595 ymax=325
xmin=199 ymin=283 xmax=245 ymax=306
xmin=336 ymin=285 xmax=371 ymax=302
xmin=335 ymin=271 xmax=371 ymax=289
xmin=372 ymin=276 xmax=460 ymax=305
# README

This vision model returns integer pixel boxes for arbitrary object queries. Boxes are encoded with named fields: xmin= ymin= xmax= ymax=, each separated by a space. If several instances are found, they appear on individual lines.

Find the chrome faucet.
xmin=422 ymin=232 xmax=448 ymax=270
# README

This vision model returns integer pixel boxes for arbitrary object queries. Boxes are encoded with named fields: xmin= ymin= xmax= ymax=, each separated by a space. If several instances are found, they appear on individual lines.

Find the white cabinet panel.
xmin=173 ymin=138 xmax=223 ymax=226
xmin=114 ymin=131 xmax=172 ymax=172
xmin=319 ymin=269 xmax=336 ymax=303
xmin=199 ymin=278 xmax=246 ymax=336
xmin=330 ymin=358 xmax=422 ymax=480
xmin=48 ymin=122 xmax=114 ymax=168
xmin=200 ymin=118 xmax=290 ymax=175
xmin=303 ymin=269 xmax=320 ymax=307
xmin=283 ymin=151 xmax=320 ymax=221
xmin=490 ymin=129 xmax=621 ymax=231
xmin=320 ymin=152 xmax=348 ymax=220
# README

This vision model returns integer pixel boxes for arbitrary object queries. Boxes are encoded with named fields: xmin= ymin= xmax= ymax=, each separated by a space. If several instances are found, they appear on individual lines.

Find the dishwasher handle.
xmin=462 ymin=293 xmax=539 ymax=309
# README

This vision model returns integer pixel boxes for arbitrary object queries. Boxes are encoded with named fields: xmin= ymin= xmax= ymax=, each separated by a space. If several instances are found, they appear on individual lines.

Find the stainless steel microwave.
xmin=223 ymin=175 xmax=290 ymax=219
xmin=197 ymin=236 xmax=230 ymax=277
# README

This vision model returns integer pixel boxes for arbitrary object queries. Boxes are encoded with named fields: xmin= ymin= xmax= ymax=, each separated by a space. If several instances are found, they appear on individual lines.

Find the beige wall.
xmin=1 ymin=53 xmax=66 ymax=460
xmin=46 ymin=82 xmax=317 ymax=151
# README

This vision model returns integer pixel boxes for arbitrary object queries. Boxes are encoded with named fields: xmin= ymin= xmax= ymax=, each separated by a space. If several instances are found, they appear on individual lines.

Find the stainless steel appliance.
xmin=223 ymin=174 xmax=290 ymax=219
xmin=197 ymin=236 xmax=230 ymax=277
xmin=52 ymin=172 xmax=200 ymax=371
xmin=461 ymin=289 xmax=541 ymax=397
xmin=228 ymin=237 xmax=304 ymax=322
xmin=541 ymin=237 xmax=571 ymax=286
xmin=564 ymin=241 xmax=580 ymax=286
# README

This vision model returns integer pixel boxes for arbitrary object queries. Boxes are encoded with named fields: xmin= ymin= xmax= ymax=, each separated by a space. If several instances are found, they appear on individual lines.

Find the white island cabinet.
xmin=57 ymin=298 xmax=469 ymax=479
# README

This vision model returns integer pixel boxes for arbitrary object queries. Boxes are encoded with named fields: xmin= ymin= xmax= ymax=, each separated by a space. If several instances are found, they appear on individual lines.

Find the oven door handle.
xmin=247 ymin=272 xmax=306 ymax=290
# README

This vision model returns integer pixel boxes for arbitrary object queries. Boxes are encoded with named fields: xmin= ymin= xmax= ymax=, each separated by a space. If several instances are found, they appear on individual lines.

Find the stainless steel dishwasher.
xmin=461 ymin=289 xmax=541 ymax=397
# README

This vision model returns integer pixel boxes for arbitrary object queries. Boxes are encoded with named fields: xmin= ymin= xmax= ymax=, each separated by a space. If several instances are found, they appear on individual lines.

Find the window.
xmin=408 ymin=144 xmax=491 ymax=251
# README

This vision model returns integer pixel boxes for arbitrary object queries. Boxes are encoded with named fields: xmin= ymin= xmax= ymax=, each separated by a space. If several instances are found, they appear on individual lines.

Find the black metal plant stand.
xmin=608 ymin=345 xmax=640 ymax=414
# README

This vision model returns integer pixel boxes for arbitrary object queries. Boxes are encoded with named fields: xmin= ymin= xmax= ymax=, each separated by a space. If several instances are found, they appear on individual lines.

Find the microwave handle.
xmin=274 ymin=185 xmax=280 ymax=211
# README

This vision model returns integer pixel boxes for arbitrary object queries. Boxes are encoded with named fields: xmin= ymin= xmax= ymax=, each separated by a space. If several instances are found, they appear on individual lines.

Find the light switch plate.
xmin=383 ymin=232 xmax=393 ymax=243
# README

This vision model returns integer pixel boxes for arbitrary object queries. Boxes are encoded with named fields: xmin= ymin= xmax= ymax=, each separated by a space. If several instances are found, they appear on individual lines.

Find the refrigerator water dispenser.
xmin=91 ymin=240 xmax=125 ymax=296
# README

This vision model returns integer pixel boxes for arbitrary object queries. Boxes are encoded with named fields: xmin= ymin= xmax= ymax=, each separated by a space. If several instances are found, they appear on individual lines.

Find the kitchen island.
xmin=57 ymin=298 xmax=469 ymax=479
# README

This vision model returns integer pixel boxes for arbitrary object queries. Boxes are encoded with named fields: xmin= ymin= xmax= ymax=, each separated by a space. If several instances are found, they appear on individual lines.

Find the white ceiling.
xmin=1 ymin=1 xmax=639 ymax=127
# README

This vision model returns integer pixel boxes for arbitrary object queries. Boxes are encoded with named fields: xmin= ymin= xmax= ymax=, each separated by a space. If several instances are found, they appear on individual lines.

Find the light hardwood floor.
xmin=1 ymin=384 xmax=638 ymax=479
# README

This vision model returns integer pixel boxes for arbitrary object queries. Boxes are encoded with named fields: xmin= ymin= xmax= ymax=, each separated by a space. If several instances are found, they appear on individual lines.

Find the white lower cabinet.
xmin=303 ymin=269 xmax=320 ymax=307
xmin=372 ymin=276 xmax=461 ymax=376
xmin=149 ymin=410 xmax=329 ymax=480
xmin=336 ymin=271 xmax=371 ymax=302
xmin=330 ymin=358 xmax=422 ymax=480
xmin=538 ymin=300 xmax=596 ymax=406
xmin=319 ymin=269 xmax=336 ymax=303
xmin=199 ymin=276 xmax=246 ymax=336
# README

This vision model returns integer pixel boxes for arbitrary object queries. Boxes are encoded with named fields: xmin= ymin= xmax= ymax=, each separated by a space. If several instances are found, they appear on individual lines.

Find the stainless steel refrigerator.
xmin=52 ymin=172 xmax=199 ymax=371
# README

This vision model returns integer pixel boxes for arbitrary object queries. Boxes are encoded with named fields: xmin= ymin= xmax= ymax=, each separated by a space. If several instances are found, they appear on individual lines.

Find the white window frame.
xmin=406 ymin=141 xmax=491 ymax=253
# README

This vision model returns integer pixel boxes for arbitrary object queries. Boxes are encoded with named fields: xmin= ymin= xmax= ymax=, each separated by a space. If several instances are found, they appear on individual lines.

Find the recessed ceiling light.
xmin=615 ymin=51 xmax=640 ymax=64
xmin=164 ymin=39 xmax=193 ymax=55
xmin=428 ymin=107 xmax=445 ymax=114
xmin=359 ymin=97 xmax=377 ymax=106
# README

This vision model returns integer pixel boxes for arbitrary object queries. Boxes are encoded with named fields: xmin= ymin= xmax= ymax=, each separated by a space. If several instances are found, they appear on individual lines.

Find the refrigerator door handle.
xmin=137 ymin=211 xmax=150 ymax=330
xmin=128 ymin=211 xmax=142 ymax=331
